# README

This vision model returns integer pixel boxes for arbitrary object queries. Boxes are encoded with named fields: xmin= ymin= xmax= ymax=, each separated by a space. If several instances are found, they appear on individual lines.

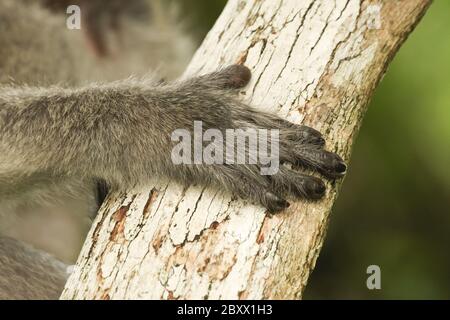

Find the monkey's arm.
xmin=0 ymin=66 xmax=346 ymax=212
xmin=0 ymin=79 xmax=172 ymax=187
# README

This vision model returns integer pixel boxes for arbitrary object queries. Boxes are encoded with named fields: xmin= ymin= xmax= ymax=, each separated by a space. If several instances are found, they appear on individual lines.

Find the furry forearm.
xmin=0 ymin=80 xmax=177 ymax=187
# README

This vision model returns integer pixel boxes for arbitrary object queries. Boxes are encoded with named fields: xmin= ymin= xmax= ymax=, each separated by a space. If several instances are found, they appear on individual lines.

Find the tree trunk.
xmin=61 ymin=0 xmax=431 ymax=300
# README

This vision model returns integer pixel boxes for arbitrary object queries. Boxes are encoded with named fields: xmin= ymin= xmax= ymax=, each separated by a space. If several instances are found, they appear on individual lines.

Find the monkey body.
xmin=0 ymin=0 xmax=193 ymax=85
xmin=0 ymin=0 xmax=194 ymax=265
xmin=0 ymin=0 xmax=346 ymax=299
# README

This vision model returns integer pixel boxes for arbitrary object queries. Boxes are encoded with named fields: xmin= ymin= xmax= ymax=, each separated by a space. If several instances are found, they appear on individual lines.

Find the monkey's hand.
xmin=152 ymin=65 xmax=347 ymax=212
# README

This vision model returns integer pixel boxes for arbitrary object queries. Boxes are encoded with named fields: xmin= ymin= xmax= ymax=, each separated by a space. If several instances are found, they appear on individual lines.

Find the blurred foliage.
xmin=168 ymin=0 xmax=227 ymax=42
xmin=178 ymin=0 xmax=450 ymax=299
xmin=306 ymin=1 xmax=450 ymax=299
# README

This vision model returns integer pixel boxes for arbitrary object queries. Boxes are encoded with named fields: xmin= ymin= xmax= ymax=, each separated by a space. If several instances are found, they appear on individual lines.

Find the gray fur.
xmin=0 ymin=236 xmax=69 ymax=300
xmin=0 ymin=0 xmax=346 ymax=299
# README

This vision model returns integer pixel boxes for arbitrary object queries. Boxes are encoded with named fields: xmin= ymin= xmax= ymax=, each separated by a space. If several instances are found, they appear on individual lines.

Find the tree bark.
xmin=61 ymin=0 xmax=431 ymax=300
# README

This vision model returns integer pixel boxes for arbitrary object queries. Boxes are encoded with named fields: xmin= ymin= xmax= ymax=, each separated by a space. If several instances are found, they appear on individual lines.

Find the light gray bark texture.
xmin=61 ymin=0 xmax=431 ymax=299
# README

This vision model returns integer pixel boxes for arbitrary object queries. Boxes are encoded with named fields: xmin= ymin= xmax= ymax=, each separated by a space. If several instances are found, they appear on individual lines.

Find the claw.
xmin=265 ymin=192 xmax=290 ymax=213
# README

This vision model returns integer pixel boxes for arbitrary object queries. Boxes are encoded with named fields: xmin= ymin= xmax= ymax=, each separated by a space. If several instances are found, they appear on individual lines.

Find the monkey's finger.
xmin=291 ymin=147 xmax=347 ymax=179
xmin=268 ymin=166 xmax=326 ymax=200
xmin=263 ymin=192 xmax=291 ymax=214
xmin=281 ymin=126 xmax=326 ymax=147
xmin=230 ymin=107 xmax=326 ymax=147
xmin=215 ymin=65 xmax=252 ymax=89
xmin=189 ymin=65 xmax=252 ymax=90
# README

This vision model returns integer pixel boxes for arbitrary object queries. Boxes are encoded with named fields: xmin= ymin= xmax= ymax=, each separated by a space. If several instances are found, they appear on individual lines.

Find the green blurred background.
xmin=175 ymin=0 xmax=450 ymax=299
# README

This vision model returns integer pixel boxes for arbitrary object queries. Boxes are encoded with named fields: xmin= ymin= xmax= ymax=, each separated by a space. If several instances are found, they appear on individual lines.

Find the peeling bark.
xmin=61 ymin=0 xmax=431 ymax=299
